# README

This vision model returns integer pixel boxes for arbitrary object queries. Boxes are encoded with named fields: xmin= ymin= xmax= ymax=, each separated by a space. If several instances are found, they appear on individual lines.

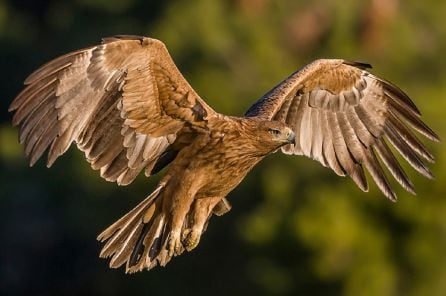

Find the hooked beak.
xmin=287 ymin=130 xmax=296 ymax=145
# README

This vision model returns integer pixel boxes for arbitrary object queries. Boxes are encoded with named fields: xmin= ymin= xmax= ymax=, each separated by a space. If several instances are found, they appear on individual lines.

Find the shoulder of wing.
xmin=245 ymin=59 xmax=369 ymax=118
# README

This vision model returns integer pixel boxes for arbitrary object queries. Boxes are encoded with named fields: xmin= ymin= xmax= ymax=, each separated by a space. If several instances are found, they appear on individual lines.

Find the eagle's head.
xmin=262 ymin=121 xmax=295 ymax=146
xmin=242 ymin=119 xmax=295 ymax=155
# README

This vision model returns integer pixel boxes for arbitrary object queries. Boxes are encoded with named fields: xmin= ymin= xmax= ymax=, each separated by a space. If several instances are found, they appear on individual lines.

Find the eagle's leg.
xmin=182 ymin=196 xmax=222 ymax=251
xmin=163 ymin=176 xmax=201 ymax=257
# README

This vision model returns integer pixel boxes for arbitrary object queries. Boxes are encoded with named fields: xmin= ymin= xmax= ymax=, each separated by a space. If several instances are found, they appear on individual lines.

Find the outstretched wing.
xmin=9 ymin=35 xmax=216 ymax=185
xmin=245 ymin=59 xmax=439 ymax=201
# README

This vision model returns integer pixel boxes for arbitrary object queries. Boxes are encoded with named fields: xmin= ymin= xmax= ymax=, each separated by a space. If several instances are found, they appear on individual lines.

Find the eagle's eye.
xmin=268 ymin=128 xmax=281 ymax=136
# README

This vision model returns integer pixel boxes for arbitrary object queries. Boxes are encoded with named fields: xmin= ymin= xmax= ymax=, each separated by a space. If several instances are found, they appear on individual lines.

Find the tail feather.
xmin=97 ymin=186 xmax=233 ymax=273
xmin=128 ymin=223 xmax=150 ymax=266
xmin=97 ymin=185 xmax=166 ymax=271
xmin=126 ymin=214 xmax=169 ymax=273
xmin=97 ymin=185 xmax=162 ymax=243
xmin=109 ymin=223 xmax=145 ymax=268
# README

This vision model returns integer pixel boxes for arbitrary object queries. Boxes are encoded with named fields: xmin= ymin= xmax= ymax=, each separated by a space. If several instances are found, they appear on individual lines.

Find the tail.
xmin=97 ymin=185 xmax=171 ymax=273
xmin=97 ymin=185 xmax=232 ymax=273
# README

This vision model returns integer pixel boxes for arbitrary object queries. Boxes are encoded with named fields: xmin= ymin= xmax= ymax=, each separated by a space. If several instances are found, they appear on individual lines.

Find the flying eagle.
xmin=9 ymin=35 xmax=439 ymax=273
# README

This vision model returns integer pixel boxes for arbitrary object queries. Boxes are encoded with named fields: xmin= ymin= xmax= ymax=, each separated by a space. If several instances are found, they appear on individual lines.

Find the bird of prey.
xmin=9 ymin=35 xmax=439 ymax=273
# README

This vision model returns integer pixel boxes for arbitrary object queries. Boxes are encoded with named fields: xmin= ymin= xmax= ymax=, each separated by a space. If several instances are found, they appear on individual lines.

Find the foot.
xmin=182 ymin=228 xmax=202 ymax=252
xmin=167 ymin=230 xmax=184 ymax=257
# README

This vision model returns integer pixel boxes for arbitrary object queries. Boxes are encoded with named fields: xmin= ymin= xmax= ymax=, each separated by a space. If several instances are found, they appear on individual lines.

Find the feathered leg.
xmin=161 ymin=176 xmax=199 ymax=258
xmin=182 ymin=196 xmax=226 ymax=251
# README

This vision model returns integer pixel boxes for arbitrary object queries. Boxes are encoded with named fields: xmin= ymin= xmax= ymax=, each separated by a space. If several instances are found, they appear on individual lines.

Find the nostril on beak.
xmin=288 ymin=131 xmax=296 ymax=144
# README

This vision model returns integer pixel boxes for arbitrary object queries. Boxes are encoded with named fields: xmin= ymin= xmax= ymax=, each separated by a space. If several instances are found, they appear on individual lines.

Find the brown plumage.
xmin=9 ymin=36 xmax=439 ymax=273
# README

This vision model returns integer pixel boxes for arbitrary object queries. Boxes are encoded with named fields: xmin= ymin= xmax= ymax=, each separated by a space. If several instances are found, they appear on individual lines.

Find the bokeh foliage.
xmin=1 ymin=0 xmax=445 ymax=295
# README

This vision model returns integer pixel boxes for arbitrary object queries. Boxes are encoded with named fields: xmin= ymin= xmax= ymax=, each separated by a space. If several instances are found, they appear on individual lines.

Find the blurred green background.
xmin=1 ymin=0 xmax=445 ymax=295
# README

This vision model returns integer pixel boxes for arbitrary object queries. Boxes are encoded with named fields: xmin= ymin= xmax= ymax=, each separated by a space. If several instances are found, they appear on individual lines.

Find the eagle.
xmin=9 ymin=35 xmax=439 ymax=273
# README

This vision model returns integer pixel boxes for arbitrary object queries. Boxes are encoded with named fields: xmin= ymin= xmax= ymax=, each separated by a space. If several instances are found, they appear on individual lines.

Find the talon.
xmin=167 ymin=230 xmax=183 ymax=257
xmin=183 ymin=228 xmax=201 ymax=251
xmin=174 ymin=239 xmax=184 ymax=255
xmin=182 ymin=228 xmax=192 ymax=241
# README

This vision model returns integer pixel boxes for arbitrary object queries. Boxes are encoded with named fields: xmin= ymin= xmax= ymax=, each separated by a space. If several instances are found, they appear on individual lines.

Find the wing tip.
xmin=407 ymin=186 xmax=417 ymax=196
xmin=388 ymin=194 xmax=397 ymax=202
xmin=382 ymin=80 xmax=422 ymax=116
xmin=29 ymin=155 xmax=39 ymax=167
xmin=8 ymin=101 xmax=18 ymax=112
xmin=343 ymin=60 xmax=373 ymax=70
xmin=384 ymin=187 xmax=398 ymax=202
xmin=429 ymin=131 xmax=441 ymax=143
xmin=426 ymin=170 xmax=435 ymax=180
xmin=46 ymin=157 xmax=56 ymax=168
